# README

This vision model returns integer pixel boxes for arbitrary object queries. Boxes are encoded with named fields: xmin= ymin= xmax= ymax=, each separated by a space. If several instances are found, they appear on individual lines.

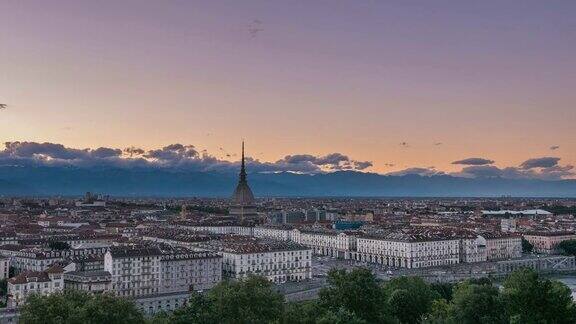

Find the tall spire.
xmin=239 ymin=141 xmax=247 ymax=183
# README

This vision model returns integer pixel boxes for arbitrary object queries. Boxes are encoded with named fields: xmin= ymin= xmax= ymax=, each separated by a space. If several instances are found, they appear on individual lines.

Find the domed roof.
xmin=231 ymin=141 xmax=255 ymax=206
xmin=232 ymin=181 xmax=255 ymax=206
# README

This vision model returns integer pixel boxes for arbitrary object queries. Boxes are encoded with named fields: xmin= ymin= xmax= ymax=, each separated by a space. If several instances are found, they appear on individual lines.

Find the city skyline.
xmin=1 ymin=0 xmax=575 ymax=176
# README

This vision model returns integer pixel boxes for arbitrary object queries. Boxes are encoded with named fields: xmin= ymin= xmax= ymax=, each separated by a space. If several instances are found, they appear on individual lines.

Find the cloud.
xmin=520 ymin=157 xmax=561 ymax=169
xmin=387 ymin=167 xmax=444 ymax=177
xmin=0 ymin=141 xmax=372 ymax=174
xmin=91 ymin=147 xmax=122 ymax=158
xmin=452 ymin=158 xmax=495 ymax=166
xmin=276 ymin=152 xmax=372 ymax=172
xmin=399 ymin=142 xmax=409 ymax=148
xmin=124 ymin=147 xmax=145 ymax=156
xmin=452 ymin=157 xmax=574 ymax=180
xmin=455 ymin=165 xmax=503 ymax=178
xmin=353 ymin=161 xmax=373 ymax=170
xmin=550 ymin=145 xmax=560 ymax=150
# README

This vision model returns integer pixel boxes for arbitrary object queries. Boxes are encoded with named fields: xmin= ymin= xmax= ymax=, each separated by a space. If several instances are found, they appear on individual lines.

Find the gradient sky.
xmin=1 ymin=0 xmax=575 ymax=174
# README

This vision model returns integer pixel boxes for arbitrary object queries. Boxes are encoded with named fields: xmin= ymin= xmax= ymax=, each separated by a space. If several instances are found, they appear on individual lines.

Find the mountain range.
xmin=1 ymin=166 xmax=576 ymax=197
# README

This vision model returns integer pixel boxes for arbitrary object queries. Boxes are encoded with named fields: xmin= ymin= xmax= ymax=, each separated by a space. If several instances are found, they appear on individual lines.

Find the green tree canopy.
xmin=503 ymin=268 xmax=576 ymax=323
xmin=318 ymin=268 xmax=392 ymax=324
xmin=450 ymin=281 xmax=507 ymax=324
xmin=19 ymin=290 xmax=144 ymax=324
xmin=383 ymin=276 xmax=441 ymax=324
xmin=169 ymin=275 xmax=284 ymax=324
xmin=521 ymin=238 xmax=534 ymax=253
xmin=430 ymin=282 xmax=454 ymax=302
xmin=557 ymin=239 xmax=576 ymax=256
xmin=315 ymin=307 xmax=367 ymax=324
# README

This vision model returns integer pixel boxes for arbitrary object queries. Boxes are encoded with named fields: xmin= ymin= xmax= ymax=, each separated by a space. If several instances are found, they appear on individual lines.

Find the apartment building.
xmin=159 ymin=249 xmax=222 ymax=293
xmin=523 ymin=231 xmax=576 ymax=254
xmin=201 ymin=237 xmax=312 ymax=283
xmin=7 ymin=264 xmax=65 ymax=306
xmin=63 ymin=270 xmax=111 ymax=294
xmin=482 ymin=233 xmax=522 ymax=260
xmin=353 ymin=232 xmax=460 ymax=269
xmin=104 ymin=246 xmax=162 ymax=297
xmin=291 ymin=229 xmax=357 ymax=259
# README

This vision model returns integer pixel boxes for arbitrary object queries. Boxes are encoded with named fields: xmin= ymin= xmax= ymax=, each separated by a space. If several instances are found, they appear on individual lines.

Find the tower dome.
xmin=229 ymin=142 xmax=258 ymax=223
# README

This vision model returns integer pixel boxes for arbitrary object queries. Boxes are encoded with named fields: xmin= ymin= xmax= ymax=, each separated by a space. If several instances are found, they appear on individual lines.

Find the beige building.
xmin=524 ymin=232 xmax=576 ymax=254
xmin=482 ymin=233 xmax=522 ymax=260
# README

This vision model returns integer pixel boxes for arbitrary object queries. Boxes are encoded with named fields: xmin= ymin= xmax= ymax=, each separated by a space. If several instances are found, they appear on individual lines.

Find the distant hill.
xmin=1 ymin=166 xmax=576 ymax=197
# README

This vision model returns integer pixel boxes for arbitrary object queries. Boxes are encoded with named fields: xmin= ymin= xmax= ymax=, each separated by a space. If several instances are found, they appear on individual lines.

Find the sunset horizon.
xmin=1 ymin=0 xmax=575 ymax=182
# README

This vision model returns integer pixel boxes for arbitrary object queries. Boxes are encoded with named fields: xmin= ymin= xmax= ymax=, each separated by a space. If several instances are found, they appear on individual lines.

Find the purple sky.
xmin=1 ymin=0 xmax=575 ymax=176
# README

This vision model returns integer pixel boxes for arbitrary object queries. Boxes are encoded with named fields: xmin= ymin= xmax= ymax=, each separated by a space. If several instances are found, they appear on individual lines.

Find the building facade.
xmin=523 ymin=232 xmax=576 ymax=254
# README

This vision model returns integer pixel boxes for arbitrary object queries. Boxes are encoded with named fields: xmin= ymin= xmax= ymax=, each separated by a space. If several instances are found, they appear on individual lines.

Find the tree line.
xmin=18 ymin=267 xmax=576 ymax=324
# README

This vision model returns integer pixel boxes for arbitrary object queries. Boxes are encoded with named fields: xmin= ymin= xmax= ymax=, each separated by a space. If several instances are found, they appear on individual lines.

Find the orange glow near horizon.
xmin=1 ymin=1 xmax=575 ymax=175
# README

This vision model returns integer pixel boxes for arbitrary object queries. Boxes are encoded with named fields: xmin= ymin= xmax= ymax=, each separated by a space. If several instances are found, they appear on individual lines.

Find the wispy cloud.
xmin=452 ymin=157 xmax=495 ymax=166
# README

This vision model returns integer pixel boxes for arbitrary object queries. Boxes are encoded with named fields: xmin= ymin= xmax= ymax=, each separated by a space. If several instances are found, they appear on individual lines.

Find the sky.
xmin=0 ymin=0 xmax=575 ymax=177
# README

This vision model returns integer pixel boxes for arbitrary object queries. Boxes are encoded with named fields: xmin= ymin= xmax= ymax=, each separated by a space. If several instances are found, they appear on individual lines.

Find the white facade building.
xmin=159 ymin=250 xmax=222 ymax=293
xmin=353 ymin=232 xmax=460 ymax=269
xmin=291 ymin=229 xmax=356 ymax=259
xmin=104 ymin=246 xmax=162 ymax=297
xmin=201 ymin=237 xmax=312 ymax=283
xmin=253 ymin=226 xmax=292 ymax=241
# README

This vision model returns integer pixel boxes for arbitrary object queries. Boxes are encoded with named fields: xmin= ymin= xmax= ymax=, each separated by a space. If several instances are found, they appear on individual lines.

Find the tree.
xmin=557 ymin=239 xmax=576 ymax=256
xmin=422 ymin=299 xmax=454 ymax=324
xmin=521 ymin=238 xmax=534 ymax=253
xmin=318 ymin=268 xmax=392 ymax=324
xmin=0 ymin=279 xmax=7 ymax=296
xmin=383 ymin=276 xmax=441 ymax=324
xmin=19 ymin=290 xmax=144 ymax=324
xmin=430 ymin=282 xmax=454 ymax=301
xmin=170 ymin=276 xmax=284 ymax=324
xmin=316 ymin=307 xmax=367 ymax=324
xmin=282 ymin=300 xmax=323 ymax=324
xmin=503 ymin=268 xmax=576 ymax=323
xmin=48 ymin=241 xmax=70 ymax=250
xmin=168 ymin=292 xmax=218 ymax=324
xmin=77 ymin=293 xmax=145 ymax=323
xmin=450 ymin=281 xmax=507 ymax=324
